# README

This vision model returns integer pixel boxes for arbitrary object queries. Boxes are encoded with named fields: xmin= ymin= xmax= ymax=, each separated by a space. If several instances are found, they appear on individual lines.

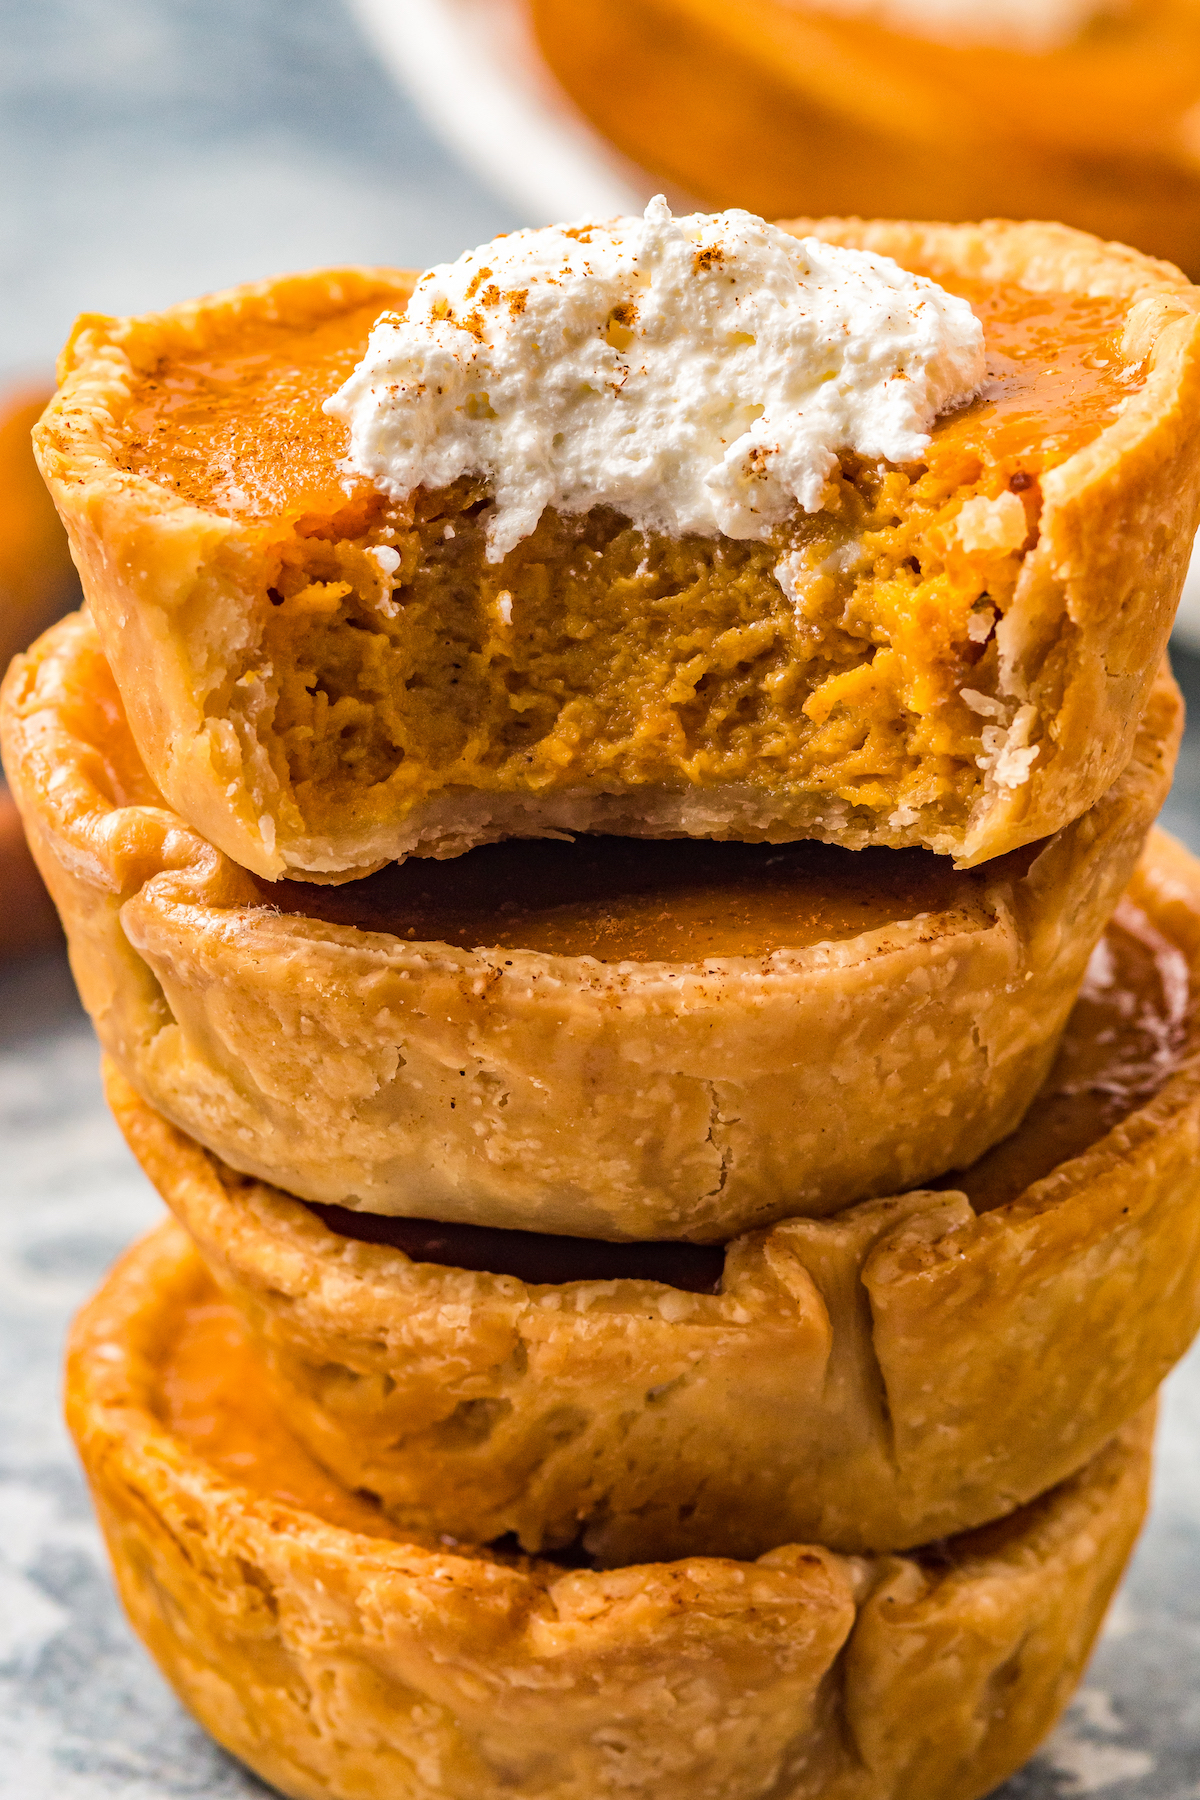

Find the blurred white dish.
xmin=346 ymin=0 xmax=663 ymax=222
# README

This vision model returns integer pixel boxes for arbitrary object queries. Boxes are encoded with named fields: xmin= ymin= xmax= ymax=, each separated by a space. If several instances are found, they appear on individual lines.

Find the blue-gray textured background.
xmin=2 ymin=4 xmax=1199 ymax=1796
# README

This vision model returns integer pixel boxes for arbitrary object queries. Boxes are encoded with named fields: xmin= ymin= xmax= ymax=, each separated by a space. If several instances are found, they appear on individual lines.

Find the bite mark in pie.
xmin=32 ymin=219 xmax=1200 ymax=878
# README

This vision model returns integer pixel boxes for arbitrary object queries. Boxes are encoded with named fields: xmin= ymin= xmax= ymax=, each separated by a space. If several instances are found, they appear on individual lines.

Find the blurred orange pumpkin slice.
xmin=530 ymin=0 xmax=1200 ymax=275
xmin=0 ymin=382 xmax=77 ymax=958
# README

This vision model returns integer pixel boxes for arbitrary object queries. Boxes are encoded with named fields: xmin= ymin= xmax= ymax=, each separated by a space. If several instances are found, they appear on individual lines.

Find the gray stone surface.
xmin=3 ymin=0 xmax=1200 ymax=1792
xmin=0 ymin=0 xmax=518 ymax=384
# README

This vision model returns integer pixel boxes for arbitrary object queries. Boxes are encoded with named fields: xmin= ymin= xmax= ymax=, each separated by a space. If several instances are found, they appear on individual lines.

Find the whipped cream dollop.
xmin=328 ymin=198 xmax=985 ymax=563
xmin=801 ymin=0 xmax=1112 ymax=52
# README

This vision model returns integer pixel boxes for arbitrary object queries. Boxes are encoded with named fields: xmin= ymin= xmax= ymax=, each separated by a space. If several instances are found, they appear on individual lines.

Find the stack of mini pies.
xmin=7 ymin=214 xmax=1200 ymax=1800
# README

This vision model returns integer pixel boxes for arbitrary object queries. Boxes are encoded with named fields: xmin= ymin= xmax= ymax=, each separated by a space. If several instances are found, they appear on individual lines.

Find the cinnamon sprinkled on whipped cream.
xmin=327 ymin=198 xmax=984 ymax=562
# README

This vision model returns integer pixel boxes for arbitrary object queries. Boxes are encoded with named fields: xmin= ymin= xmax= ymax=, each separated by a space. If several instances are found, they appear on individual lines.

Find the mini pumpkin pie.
xmin=107 ymin=828 xmax=1200 ymax=1563
xmin=533 ymin=0 xmax=1200 ymax=278
xmin=68 ymin=1218 xmax=1153 ymax=1800
xmin=3 ymin=612 xmax=1181 ymax=1241
xmin=32 ymin=212 xmax=1200 ymax=880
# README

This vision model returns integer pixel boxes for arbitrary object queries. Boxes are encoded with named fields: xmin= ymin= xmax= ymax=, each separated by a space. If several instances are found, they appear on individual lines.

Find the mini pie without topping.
xmin=31 ymin=221 xmax=1200 ymax=879
xmin=533 ymin=0 xmax=1200 ymax=279
xmin=109 ymin=828 xmax=1200 ymax=1562
xmin=68 ymin=1220 xmax=1153 ymax=1800
xmin=2 ymin=611 xmax=1180 ymax=1240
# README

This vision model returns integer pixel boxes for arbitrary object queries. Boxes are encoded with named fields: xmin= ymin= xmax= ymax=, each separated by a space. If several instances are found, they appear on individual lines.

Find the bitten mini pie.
xmin=111 ymin=830 xmax=1200 ymax=1563
xmin=3 ymin=612 xmax=1180 ymax=1240
xmin=68 ymin=1220 xmax=1153 ymax=1800
xmin=32 ymin=214 xmax=1200 ymax=879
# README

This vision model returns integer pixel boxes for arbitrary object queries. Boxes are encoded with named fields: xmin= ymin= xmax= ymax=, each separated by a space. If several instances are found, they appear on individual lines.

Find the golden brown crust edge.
xmin=780 ymin=217 xmax=1200 ymax=864
xmin=1 ymin=611 xmax=1181 ymax=1241
xmin=31 ymin=225 xmax=1200 ymax=877
xmin=35 ymin=266 xmax=416 ymax=880
xmin=67 ymin=1219 xmax=1153 ymax=1800
xmin=102 ymin=827 xmax=1200 ymax=1562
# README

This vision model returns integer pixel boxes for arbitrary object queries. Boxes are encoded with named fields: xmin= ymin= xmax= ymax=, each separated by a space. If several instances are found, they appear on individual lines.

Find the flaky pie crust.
xmin=67 ymin=1221 xmax=1152 ymax=1800
xmin=107 ymin=826 xmax=1200 ymax=1563
xmin=2 ymin=611 xmax=1180 ymax=1241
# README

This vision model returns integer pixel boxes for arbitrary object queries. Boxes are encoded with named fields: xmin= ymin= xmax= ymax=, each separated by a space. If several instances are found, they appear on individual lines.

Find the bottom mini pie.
xmin=69 ymin=1221 xmax=1152 ymax=1800
xmin=110 ymin=829 xmax=1200 ymax=1563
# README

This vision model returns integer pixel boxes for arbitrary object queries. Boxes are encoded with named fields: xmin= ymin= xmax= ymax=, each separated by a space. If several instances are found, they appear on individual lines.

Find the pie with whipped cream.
xmin=33 ymin=212 xmax=1200 ymax=880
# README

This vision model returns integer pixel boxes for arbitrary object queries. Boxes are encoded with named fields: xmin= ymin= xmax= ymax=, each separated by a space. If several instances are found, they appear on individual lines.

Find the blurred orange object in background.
xmin=0 ymin=382 xmax=79 ymax=959
xmin=531 ymin=0 xmax=1200 ymax=277
xmin=0 ymin=385 xmax=79 ymax=673
xmin=0 ymin=784 xmax=60 ymax=960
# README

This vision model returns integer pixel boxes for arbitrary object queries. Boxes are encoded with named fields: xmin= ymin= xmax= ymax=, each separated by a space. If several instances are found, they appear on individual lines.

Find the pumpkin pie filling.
xmin=112 ymin=270 xmax=1137 ymax=864
xmin=264 ymin=831 xmax=1010 ymax=962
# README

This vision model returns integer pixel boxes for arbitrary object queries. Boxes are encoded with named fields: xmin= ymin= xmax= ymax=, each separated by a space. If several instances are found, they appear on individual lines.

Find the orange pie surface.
xmin=120 ymin=281 xmax=1135 ymax=527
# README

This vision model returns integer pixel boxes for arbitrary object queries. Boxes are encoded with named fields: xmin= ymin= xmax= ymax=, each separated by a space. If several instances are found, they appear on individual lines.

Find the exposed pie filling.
xmin=305 ymin=1205 xmax=727 ymax=1295
xmin=939 ymin=896 xmax=1190 ymax=1212
xmin=300 ymin=899 xmax=1190 ymax=1285
xmin=117 ymin=263 xmax=1140 ymax=856
xmin=326 ymin=205 xmax=987 ymax=559
xmin=264 ymin=831 xmax=1012 ymax=961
